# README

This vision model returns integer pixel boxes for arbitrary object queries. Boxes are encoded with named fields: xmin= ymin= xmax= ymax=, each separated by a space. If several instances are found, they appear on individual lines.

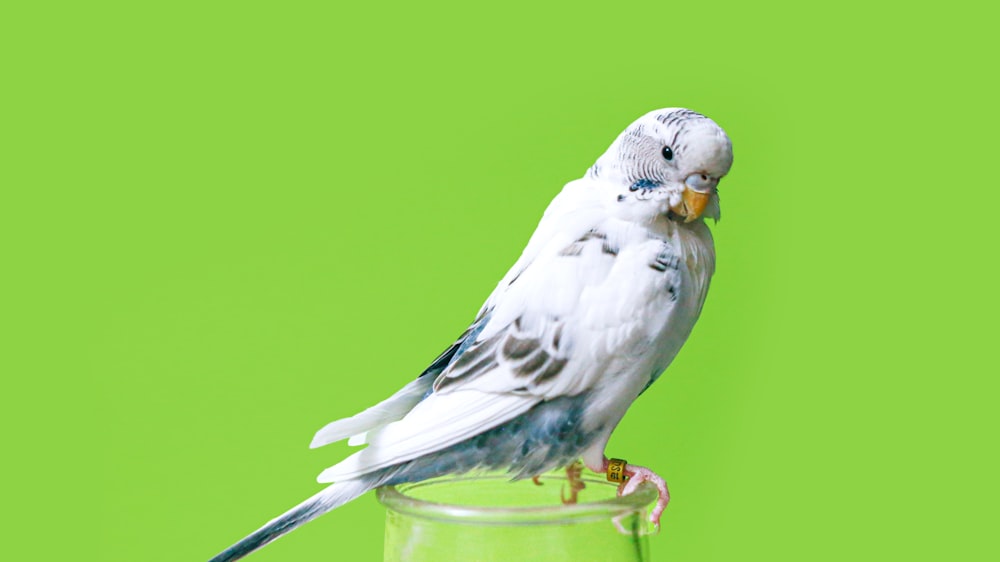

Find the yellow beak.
xmin=672 ymin=187 xmax=711 ymax=223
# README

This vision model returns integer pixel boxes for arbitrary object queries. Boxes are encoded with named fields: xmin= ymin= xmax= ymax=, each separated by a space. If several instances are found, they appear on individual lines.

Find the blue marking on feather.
xmin=453 ymin=310 xmax=492 ymax=361
xmin=629 ymin=178 xmax=660 ymax=191
xmin=416 ymin=309 xmax=493 ymax=400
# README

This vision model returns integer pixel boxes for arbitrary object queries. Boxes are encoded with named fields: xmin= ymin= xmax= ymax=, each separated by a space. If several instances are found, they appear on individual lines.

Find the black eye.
xmin=661 ymin=146 xmax=674 ymax=161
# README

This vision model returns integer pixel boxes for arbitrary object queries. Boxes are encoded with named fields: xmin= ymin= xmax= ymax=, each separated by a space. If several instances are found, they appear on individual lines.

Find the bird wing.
xmin=318 ymin=189 xmax=697 ymax=483
xmin=433 ymin=221 xmax=694 ymax=399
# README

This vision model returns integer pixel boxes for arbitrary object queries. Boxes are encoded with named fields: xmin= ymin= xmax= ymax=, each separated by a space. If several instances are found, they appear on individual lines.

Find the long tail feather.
xmin=208 ymin=479 xmax=372 ymax=562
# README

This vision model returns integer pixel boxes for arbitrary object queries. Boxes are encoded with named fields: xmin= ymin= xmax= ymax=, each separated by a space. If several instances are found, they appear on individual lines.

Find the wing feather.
xmin=317 ymin=391 xmax=536 ymax=482
xmin=309 ymin=309 xmax=493 ymax=449
xmin=432 ymin=218 xmax=682 ymax=399
xmin=309 ymin=377 xmax=433 ymax=449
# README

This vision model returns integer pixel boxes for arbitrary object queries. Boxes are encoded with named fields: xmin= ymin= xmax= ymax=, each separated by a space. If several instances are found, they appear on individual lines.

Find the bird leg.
xmin=560 ymin=460 xmax=586 ymax=504
xmin=589 ymin=456 xmax=670 ymax=531
xmin=531 ymin=475 xmax=543 ymax=486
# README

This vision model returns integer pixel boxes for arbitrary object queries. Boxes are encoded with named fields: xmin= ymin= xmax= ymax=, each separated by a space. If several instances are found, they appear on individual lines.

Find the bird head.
xmin=588 ymin=109 xmax=733 ymax=223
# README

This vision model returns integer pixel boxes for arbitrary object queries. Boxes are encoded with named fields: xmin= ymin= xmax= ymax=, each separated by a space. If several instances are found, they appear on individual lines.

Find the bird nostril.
xmin=700 ymin=174 xmax=709 ymax=181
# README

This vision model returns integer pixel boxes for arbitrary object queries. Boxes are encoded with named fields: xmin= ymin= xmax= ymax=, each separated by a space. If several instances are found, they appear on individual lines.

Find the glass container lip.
xmin=377 ymin=474 xmax=657 ymax=526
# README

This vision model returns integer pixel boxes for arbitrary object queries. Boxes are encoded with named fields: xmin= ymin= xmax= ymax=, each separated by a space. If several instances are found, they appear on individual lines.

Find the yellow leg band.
xmin=607 ymin=458 xmax=629 ymax=483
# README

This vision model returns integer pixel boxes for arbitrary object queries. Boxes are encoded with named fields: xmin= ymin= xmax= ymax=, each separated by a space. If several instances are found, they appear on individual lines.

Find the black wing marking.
xmin=434 ymin=316 xmax=569 ymax=393
xmin=417 ymin=308 xmax=493 ymax=381
xmin=558 ymin=230 xmax=618 ymax=257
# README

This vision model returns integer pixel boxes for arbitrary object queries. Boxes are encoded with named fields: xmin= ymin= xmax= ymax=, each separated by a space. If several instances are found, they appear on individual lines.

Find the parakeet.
xmin=209 ymin=108 xmax=734 ymax=562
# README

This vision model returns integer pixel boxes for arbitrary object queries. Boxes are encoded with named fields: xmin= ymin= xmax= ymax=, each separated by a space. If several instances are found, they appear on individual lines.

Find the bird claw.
xmin=617 ymin=463 xmax=669 ymax=531
xmin=590 ymin=457 xmax=669 ymax=532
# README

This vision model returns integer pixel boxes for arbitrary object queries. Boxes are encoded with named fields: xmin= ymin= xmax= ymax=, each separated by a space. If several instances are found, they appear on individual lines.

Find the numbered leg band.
xmin=606 ymin=458 xmax=629 ymax=483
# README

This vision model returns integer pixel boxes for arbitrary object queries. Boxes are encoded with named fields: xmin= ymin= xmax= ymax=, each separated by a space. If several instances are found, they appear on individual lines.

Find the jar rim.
xmin=376 ymin=473 xmax=657 ymax=526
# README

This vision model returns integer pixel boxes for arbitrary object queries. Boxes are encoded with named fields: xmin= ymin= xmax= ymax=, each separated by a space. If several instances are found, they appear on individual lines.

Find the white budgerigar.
xmin=210 ymin=108 xmax=734 ymax=561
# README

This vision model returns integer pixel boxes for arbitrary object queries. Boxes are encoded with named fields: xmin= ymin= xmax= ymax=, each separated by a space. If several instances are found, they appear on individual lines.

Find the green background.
xmin=3 ymin=1 xmax=997 ymax=561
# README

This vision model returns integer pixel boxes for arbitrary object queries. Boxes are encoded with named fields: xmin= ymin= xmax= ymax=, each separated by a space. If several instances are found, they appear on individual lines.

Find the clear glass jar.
xmin=377 ymin=472 xmax=658 ymax=562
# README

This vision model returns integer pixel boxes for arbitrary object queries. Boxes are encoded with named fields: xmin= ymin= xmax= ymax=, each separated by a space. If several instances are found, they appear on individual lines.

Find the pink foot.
xmin=589 ymin=457 xmax=670 ymax=532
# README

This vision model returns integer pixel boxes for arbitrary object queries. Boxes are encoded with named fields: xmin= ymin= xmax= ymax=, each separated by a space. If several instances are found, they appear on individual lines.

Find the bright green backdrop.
xmin=2 ymin=1 xmax=997 ymax=561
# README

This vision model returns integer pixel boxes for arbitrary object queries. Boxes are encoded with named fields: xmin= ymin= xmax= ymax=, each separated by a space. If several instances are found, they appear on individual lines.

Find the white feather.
xmin=317 ymin=390 xmax=536 ymax=482
xmin=309 ymin=376 xmax=432 ymax=449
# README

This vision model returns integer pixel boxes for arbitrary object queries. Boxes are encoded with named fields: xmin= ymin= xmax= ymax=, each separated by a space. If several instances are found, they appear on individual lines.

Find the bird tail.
xmin=208 ymin=478 xmax=373 ymax=562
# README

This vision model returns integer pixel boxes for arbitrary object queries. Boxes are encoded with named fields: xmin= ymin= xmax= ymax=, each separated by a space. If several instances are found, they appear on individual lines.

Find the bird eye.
xmin=661 ymin=146 xmax=674 ymax=161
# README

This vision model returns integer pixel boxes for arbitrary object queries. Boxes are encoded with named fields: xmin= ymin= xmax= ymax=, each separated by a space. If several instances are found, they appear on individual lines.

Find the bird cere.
xmin=210 ymin=108 xmax=734 ymax=562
